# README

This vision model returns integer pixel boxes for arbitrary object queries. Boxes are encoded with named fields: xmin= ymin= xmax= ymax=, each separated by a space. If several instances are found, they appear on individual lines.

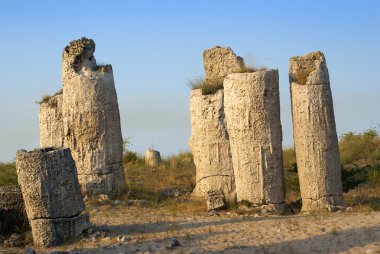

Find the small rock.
xmin=345 ymin=207 xmax=353 ymax=212
xmin=4 ymin=233 xmax=24 ymax=247
xmin=117 ymin=235 xmax=130 ymax=242
xmin=208 ymin=210 xmax=218 ymax=216
xmin=166 ymin=238 xmax=181 ymax=249
xmin=261 ymin=209 xmax=267 ymax=215
xmin=24 ymin=248 xmax=36 ymax=254
xmin=98 ymin=194 xmax=109 ymax=201
xmin=206 ymin=189 xmax=226 ymax=211
xmin=113 ymin=200 xmax=121 ymax=205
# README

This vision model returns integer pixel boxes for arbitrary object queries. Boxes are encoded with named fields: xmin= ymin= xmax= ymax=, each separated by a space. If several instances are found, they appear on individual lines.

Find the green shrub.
xmin=339 ymin=128 xmax=380 ymax=166
xmin=0 ymin=162 xmax=18 ymax=186
xmin=283 ymin=147 xmax=297 ymax=171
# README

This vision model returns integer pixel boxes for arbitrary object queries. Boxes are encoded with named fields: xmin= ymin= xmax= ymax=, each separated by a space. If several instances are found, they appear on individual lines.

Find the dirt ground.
xmin=2 ymin=202 xmax=380 ymax=254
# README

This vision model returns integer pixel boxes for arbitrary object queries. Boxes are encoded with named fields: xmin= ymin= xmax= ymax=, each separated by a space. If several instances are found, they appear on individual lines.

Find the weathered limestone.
xmin=189 ymin=89 xmax=235 ymax=199
xmin=144 ymin=148 xmax=161 ymax=168
xmin=61 ymin=37 xmax=125 ymax=195
xmin=203 ymin=46 xmax=245 ymax=85
xmin=16 ymin=148 xmax=90 ymax=247
xmin=224 ymin=70 xmax=285 ymax=207
xmin=0 ymin=185 xmax=29 ymax=233
xmin=39 ymin=91 xmax=64 ymax=148
xmin=289 ymin=51 xmax=345 ymax=212
xmin=206 ymin=189 xmax=227 ymax=211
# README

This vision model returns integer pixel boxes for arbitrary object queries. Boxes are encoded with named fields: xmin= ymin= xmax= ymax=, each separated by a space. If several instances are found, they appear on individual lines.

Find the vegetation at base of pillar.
xmin=283 ymin=127 xmax=380 ymax=211
xmin=1 ymin=128 xmax=379 ymax=211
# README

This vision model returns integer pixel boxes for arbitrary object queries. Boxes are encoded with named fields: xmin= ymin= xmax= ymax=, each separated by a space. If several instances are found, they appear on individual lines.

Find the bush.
xmin=0 ymin=162 xmax=18 ymax=186
xmin=339 ymin=128 xmax=380 ymax=166
xmin=124 ymin=151 xmax=195 ymax=205
xmin=187 ymin=77 xmax=223 ymax=95
xmin=283 ymin=147 xmax=297 ymax=171
xmin=123 ymin=150 xmax=140 ymax=164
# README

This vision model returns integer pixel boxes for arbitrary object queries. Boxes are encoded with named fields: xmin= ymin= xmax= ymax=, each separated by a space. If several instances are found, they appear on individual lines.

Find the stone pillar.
xmin=203 ymin=46 xmax=245 ymax=86
xmin=39 ymin=91 xmax=64 ymax=148
xmin=189 ymin=89 xmax=235 ymax=199
xmin=289 ymin=51 xmax=345 ymax=212
xmin=144 ymin=149 xmax=161 ymax=168
xmin=62 ymin=37 xmax=126 ymax=195
xmin=16 ymin=148 xmax=90 ymax=247
xmin=224 ymin=70 xmax=285 ymax=208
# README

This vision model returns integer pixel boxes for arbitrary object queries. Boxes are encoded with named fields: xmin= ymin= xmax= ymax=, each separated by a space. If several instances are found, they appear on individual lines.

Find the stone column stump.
xmin=144 ymin=149 xmax=161 ymax=168
xmin=16 ymin=148 xmax=90 ymax=247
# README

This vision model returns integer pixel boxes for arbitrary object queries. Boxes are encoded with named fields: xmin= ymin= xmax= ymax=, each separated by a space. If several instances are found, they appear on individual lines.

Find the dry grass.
xmin=0 ymin=162 xmax=17 ymax=186
xmin=124 ymin=151 xmax=196 ymax=206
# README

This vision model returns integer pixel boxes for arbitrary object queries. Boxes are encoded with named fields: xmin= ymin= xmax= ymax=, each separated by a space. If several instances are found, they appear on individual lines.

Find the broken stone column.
xmin=289 ymin=51 xmax=345 ymax=212
xmin=16 ymin=148 xmax=90 ymax=247
xmin=189 ymin=89 xmax=235 ymax=199
xmin=144 ymin=148 xmax=161 ymax=168
xmin=224 ymin=70 xmax=285 ymax=208
xmin=61 ymin=37 xmax=126 ymax=195
xmin=39 ymin=90 xmax=64 ymax=148
xmin=203 ymin=46 xmax=246 ymax=86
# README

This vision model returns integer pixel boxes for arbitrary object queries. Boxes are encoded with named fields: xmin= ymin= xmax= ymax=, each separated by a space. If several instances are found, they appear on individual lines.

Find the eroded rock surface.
xmin=39 ymin=91 xmax=64 ymax=148
xmin=206 ymin=189 xmax=227 ymax=211
xmin=16 ymin=148 xmax=90 ymax=247
xmin=61 ymin=37 xmax=126 ymax=195
xmin=289 ymin=51 xmax=345 ymax=212
xmin=224 ymin=70 xmax=285 ymax=207
xmin=203 ymin=46 xmax=245 ymax=86
xmin=189 ymin=89 xmax=235 ymax=199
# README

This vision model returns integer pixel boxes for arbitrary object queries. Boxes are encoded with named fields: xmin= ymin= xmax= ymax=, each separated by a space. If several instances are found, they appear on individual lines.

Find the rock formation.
xmin=203 ymin=46 xmax=245 ymax=86
xmin=206 ymin=189 xmax=227 ymax=211
xmin=189 ymin=89 xmax=235 ymax=199
xmin=144 ymin=148 xmax=161 ymax=168
xmin=0 ymin=185 xmax=29 ymax=234
xmin=61 ymin=37 xmax=125 ymax=195
xmin=289 ymin=51 xmax=345 ymax=212
xmin=16 ymin=148 xmax=90 ymax=247
xmin=39 ymin=91 xmax=64 ymax=148
xmin=224 ymin=70 xmax=285 ymax=208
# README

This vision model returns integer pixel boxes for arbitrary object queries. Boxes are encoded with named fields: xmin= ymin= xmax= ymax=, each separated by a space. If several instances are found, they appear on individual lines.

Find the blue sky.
xmin=0 ymin=1 xmax=379 ymax=161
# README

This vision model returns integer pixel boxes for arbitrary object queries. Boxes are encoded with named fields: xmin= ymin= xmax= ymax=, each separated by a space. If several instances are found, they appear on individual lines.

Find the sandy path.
xmin=2 ymin=205 xmax=380 ymax=254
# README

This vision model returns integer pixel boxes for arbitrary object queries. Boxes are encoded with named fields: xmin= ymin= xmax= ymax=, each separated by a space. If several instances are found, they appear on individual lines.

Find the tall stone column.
xmin=61 ymin=37 xmax=126 ymax=195
xmin=16 ymin=148 xmax=90 ymax=247
xmin=189 ymin=46 xmax=243 ymax=199
xmin=39 ymin=91 xmax=64 ymax=148
xmin=189 ymin=89 xmax=235 ymax=199
xmin=289 ymin=51 xmax=345 ymax=212
xmin=224 ymin=70 xmax=285 ymax=208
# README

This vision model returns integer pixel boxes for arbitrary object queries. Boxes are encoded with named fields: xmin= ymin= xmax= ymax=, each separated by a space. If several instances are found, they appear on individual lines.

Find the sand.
xmin=2 ymin=203 xmax=380 ymax=254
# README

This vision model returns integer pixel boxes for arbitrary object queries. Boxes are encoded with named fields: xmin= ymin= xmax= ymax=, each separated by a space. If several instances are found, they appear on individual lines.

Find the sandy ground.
xmin=2 ymin=204 xmax=380 ymax=254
